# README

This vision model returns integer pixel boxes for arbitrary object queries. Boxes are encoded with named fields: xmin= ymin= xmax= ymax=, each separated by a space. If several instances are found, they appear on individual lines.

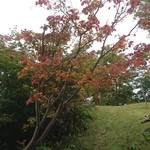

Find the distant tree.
xmin=0 ymin=43 xmax=32 ymax=149
xmin=133 ymin=71 xmax=150 ymax=102
xmin=135 ymin=0 xmax=150 ymax=34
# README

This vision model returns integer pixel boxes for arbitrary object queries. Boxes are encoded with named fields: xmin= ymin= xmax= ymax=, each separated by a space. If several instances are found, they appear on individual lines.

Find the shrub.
xmin=38 ymin=104 xmax=93 ymax=149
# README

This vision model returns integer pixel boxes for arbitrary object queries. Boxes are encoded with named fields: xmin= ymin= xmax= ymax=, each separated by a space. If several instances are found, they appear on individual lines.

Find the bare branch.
xmin=91 ymin=21 xmax=139 ymax=72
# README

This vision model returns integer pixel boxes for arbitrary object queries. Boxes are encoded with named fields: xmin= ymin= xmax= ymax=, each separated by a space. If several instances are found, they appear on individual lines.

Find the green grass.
xmin=66 ymin=103 xmax=150 ymax=150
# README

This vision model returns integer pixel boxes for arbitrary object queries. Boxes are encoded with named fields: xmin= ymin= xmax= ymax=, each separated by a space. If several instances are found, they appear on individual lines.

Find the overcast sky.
xmin=0 ymin=0 xmax=49 ymax=34
xmin=0 ymin=0 xmax=149 ymax=45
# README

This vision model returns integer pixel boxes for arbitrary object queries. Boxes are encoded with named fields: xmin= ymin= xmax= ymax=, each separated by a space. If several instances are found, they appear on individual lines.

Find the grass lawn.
xmin=66 ymin=103 xmax=150 ymax=150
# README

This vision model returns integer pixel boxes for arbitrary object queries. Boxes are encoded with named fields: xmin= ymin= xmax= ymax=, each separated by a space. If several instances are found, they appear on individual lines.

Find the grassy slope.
xmin=68 ymin=103 xmax=150 ymax=150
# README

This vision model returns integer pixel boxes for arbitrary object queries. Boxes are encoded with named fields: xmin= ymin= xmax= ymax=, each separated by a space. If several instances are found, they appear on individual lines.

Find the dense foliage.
xmin=0 ymin=45 xmax=32 ymax=149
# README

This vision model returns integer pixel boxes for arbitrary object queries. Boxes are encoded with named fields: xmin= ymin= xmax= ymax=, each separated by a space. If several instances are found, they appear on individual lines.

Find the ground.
xmin=67 ymin=103 xmax=150 ymax=150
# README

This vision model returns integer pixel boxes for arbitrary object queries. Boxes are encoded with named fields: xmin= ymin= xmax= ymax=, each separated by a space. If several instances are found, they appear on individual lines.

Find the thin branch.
xmin=35 ymin=101 xmax=40 ymax=127
xmin=91 ymin=34 xmax=108 ymax=72
xmin=39 ymin=94 xmax=54 ymax=127
xmin=64 ymin=88 xmax=81 ymax=104
xmin=80 ymin=36 xmax=98 ymax=50
xmin=70 ymin=34 xmax=83 ymax=62
xmin=127 ymin=21 xmax=140 ymax=36
xmin=55 ymin=81 xmax=67 ymax=102
xmin=91 ymin=21 xmax=139 ymax=72
xmin=41 ymin=25 xmax=46 ymax=56
xmin=114 ymin=2 xmax=121 ymax=22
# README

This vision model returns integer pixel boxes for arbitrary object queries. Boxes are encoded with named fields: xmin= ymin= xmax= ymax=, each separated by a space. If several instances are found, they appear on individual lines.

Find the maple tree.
xmin=3 ymin=0 xmax=149 ymax=149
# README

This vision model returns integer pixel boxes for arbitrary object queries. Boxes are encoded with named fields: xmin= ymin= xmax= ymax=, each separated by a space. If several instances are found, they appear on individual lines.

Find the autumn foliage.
xmin=3 ymin=0 xmax=149 ymax=149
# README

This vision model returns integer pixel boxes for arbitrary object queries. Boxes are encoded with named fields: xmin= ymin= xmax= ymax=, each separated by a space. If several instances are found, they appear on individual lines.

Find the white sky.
xmin=0 ymin=0 xmax=149 ymax=46
xmin=0 ymin=0 xmax=49 ymax=34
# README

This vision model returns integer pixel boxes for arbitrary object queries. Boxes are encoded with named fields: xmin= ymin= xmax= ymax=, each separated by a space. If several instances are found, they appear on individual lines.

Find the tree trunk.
xmin=23 ymin=126 xmax=40 ymax=150
xmin=36 ymin=103 xmax=64 ymax=143
xmin=23 ymin=102 xmax=64 ymax=150
xmin=23 ymin=101 xmax=40 ymax=150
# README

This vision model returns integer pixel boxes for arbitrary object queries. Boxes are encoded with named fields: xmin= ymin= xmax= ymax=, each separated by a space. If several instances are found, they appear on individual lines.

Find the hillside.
xmin=66 ymin=103 xmax=150 ymax=150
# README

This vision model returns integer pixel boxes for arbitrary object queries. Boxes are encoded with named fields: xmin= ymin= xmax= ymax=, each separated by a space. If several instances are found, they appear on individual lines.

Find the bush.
xmin=38 ymin=104 xmax=93 ymax=149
